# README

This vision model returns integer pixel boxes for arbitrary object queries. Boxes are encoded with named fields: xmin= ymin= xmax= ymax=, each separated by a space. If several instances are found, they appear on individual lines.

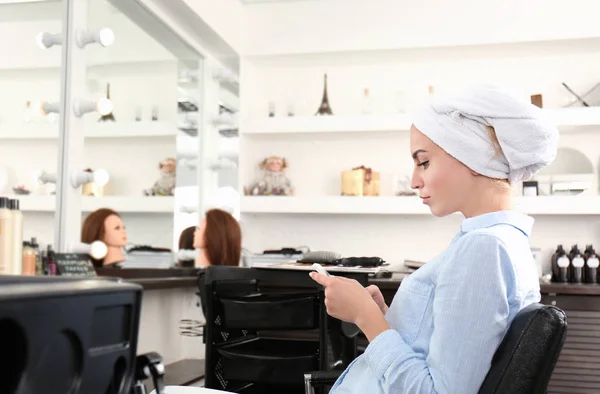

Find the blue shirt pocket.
xmin=387 ymin=278 xmax=433 ymax=345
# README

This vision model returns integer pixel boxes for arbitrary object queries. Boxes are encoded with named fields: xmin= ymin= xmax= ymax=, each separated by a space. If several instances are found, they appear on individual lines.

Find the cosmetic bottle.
xmin=569 ymin=245 xmax=584 ymax=284
xmin=31 ymin=237 xmax=42 ymax=276
xmin=554 ymin=245 xmax=570 ymax=283
xmin=584 ymin=245 xmax=600 ymax=284
xmin=46 ymin=245 xmax=57 ymax=276
xmin=22 ymin=241 xmax=36 ymax=276
xmin=9 ymin=199 xmax=23 ymax=275
xmin=551 ymin=245 xmax=567 ymax=283
xmin=8 ymin=200 xmax=23 ymax=275
xmin=0 ymin=197 xmax=12 ymax=274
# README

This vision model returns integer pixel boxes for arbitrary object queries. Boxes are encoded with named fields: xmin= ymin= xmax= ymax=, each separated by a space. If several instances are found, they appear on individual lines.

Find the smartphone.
xmin=311 ymin=263 xmax=331 ymax=277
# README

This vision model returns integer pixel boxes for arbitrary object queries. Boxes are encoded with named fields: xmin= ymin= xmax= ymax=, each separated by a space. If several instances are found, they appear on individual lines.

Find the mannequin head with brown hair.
xmin=82 ymin=208 xmax=127 ymax=267
xmin=193 ymin=208 xmax=241 ymax=267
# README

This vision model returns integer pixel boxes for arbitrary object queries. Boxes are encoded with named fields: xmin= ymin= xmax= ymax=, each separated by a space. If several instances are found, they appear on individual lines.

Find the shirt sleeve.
xmin=363 ymin=233 xmax=516 ymax=394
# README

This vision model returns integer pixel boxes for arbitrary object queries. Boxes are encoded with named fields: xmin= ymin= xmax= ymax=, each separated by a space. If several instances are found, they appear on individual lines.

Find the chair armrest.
xmin=305 ymin=370 xmax=342 ymax=386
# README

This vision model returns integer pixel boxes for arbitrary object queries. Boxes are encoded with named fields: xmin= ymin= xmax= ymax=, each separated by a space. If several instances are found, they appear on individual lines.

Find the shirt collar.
xmin=460 ymin=210 xmax=534 ymax=237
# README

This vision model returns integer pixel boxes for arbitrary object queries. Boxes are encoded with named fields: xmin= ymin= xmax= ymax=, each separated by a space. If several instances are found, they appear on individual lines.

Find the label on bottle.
xmin=572 ymin=256 xmax=585 ymax=268
xmin=557 ymin=256 xmax=570 ymax=268
xmin=587 ymin=257 xmax=600 ymax=268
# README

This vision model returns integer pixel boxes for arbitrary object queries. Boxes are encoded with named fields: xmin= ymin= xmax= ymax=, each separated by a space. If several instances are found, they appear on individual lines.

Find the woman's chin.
xmin=429 ymin=204 xmax=454 ymax=218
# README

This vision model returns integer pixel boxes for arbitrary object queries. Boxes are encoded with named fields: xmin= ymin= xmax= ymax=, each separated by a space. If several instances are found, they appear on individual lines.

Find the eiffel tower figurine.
xmin=98 ymin=83 xmax=116 ymax=122
xmin=315 ymin=73 xmax=333 ymax=116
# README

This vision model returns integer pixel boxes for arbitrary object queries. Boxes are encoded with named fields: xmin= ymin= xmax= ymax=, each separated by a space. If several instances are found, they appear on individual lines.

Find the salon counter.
xmin=369 ymin=272 xmax=600 ymax=304
xmin=95 ymin=267 xmax=205 ymax=368
xmin=95 ymin=267 xmax=201 ymax=290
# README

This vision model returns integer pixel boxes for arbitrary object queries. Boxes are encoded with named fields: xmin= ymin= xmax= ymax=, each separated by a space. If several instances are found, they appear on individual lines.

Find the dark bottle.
xmin=41 ymin=249 xmax=49 ymax=276
xmin=551 ymin=245 xmax=567 ymax=283
xmin=569 ymin=245 xmax=584 ymax=284
xmin=554 ymin=245 xmax=570 ymax=283
xmin=46 ymin=245 xmax=57 ymax=276
xmin=314 ymin=73 xmax=334 ymax=116
xmin=584 ymin=245 xmax=600 ymax=284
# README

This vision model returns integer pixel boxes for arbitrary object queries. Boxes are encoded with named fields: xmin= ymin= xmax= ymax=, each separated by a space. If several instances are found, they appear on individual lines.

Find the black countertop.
xmin=95 ymin=267 xmax=600 ymax=295
xmin=95 ymin=268 xmax=200 ymax=290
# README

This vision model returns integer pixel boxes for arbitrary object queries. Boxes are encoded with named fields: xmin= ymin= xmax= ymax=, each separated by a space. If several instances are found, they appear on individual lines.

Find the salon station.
xmin=1 ymin=0 xmax=600 ymax=393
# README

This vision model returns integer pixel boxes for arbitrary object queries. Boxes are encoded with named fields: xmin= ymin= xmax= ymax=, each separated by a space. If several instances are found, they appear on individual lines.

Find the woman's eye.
xmin=417 ymin=160 xmax=430 ymax=169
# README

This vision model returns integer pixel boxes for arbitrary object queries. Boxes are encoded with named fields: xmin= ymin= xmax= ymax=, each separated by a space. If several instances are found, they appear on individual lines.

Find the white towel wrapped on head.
xmin=412 ymin=84 xmax=559 ymax=183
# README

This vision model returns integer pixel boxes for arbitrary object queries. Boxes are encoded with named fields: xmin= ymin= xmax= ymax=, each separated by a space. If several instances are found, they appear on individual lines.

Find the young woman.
xmin=194 ymin=208 xmax=242 ymax=267
xmin=310 ymin=84 xmax=559 ymax=393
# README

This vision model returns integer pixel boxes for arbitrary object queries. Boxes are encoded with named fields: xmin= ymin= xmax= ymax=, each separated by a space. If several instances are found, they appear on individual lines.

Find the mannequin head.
xmin=82 ymin=208 xmax=127 ymax=267
xmin=193 ymin=208 xmax=241 ymax=267
xmin=178 ymin=226 xmax=196 ymax=267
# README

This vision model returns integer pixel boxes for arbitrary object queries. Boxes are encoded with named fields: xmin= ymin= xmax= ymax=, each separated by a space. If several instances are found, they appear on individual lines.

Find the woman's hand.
xmin=366 ymin=285 xmax=389 ymax=315
xmin=310 ymin=272 xmax=391 ymax=342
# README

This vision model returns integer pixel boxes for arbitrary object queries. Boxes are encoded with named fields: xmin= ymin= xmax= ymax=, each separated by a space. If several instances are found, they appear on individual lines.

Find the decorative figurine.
xmin=244 ymin=156 xmax=294 ymax=196
xmin=341 ymin=165 xmax=380 ymax=196
xmin=315 ymin=73 xmax=334 ymax=116
xmin=144 ymin=157 xmax=176 ymax=196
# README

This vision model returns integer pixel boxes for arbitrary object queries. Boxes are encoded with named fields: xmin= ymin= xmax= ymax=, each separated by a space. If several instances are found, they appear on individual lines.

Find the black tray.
xmin=217 ymin=337 xmax=319 ymax=385
xmin=219 ymin=292 xmax=317 ymax=329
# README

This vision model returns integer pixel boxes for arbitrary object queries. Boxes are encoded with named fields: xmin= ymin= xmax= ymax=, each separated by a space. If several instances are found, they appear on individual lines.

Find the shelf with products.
xmin=0 ymin=121 xmax=177 ymax=140
xmin=245 ymin=36 xmax=600 ymax=61
xmin=240 ymin=195 xmax=600 ymax=215
xmin=9 ymin=195 xmax=174 ymax=213
xmin=241 ymin=107 xmax=600 ymax=136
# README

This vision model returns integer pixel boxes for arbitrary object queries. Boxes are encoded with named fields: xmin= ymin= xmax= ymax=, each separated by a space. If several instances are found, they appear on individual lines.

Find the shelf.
xmin=242 ymin=196 xmax=431 ymax=215
xmin=241 ymin=196 xmax=600 ymax=216
xmin=242 ymin=115 xmax=413 ymax=135
xmin=10 ymin=196 xmax=174 ymax=213
xmin=513 ymin=196 xmax=600 ymax=215
xmin=544 ymin=107 xmax=600 ymax=129
xmin=245 ymin=37 xmax=600 ymax=62
xmin=242 ymin=108 xmax=600 ymax=135
xmin=0 ymin=122 xmax=177 ymax=140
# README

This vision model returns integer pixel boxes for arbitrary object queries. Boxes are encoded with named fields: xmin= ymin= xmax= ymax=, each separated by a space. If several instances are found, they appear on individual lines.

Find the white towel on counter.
xmin=412 ymin=84 xmax=559 ymax=183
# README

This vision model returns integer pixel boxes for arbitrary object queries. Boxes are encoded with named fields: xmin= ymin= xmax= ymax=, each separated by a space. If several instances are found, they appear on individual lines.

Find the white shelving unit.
xmin=242 ymin=107 xmax=600 ymax=136
xmin=241 ymin=195 xmax=600 ymax=216
xmin=0 ymin=122 xmax=177 ymax=140
xmin=243 ymin=114 xmax=412 ymax=135
xmin=12 ymin=195 xmax=174 ymax=213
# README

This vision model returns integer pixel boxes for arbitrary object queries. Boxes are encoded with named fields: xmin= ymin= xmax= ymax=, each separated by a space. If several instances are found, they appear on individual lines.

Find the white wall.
xmin=244 ymin=0 xmax=600 ymax=56
xmin=238 ymin=0 xmax=600 ymax=276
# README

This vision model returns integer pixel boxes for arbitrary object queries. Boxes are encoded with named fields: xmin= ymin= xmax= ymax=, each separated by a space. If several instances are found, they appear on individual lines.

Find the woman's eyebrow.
xmin=412 ymin=149 xmax=428 ymax=159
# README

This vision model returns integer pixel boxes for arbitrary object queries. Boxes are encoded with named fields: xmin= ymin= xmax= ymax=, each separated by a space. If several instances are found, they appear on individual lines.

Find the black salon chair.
xmin=305 ymin=302 xmax=567 ymax=394
xmin=478 ymin=302 xmax=567 ymax=394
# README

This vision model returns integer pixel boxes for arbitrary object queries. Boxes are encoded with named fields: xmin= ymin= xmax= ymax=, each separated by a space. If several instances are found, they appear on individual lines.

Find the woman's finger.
xmin=309 ymin=271 xmax=333 ymax=287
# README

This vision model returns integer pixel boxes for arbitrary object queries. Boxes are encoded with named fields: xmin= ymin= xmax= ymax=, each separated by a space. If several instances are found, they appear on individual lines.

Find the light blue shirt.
xmin=331 ymin=210 xmax=540 ymax=394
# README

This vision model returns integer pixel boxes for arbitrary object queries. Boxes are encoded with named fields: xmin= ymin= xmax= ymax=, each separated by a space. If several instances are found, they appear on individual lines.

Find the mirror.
xmin=533 ymin=147 xmax=594 ymax=196
xmin=174 ymin=65 xmax=241 ymax=265
xmin=0 ymin=0 xmax=64 ymax=273
xmin=79 ymin=0 xmax=206 ymax=268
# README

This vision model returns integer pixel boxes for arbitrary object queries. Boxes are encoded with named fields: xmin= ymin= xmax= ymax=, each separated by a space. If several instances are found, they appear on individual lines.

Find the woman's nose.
xmin=411 ymin=168 xmax=423 ymax=190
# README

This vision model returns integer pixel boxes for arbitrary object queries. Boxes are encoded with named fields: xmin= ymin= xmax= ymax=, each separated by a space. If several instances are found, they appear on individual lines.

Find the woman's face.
xmin=410 ymin=126 xmax=474 ymax=217
xmin=193 ymin=218 xmax=207 ymax=249
xmin=103 ymin=214 xmax=127 ymax=247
